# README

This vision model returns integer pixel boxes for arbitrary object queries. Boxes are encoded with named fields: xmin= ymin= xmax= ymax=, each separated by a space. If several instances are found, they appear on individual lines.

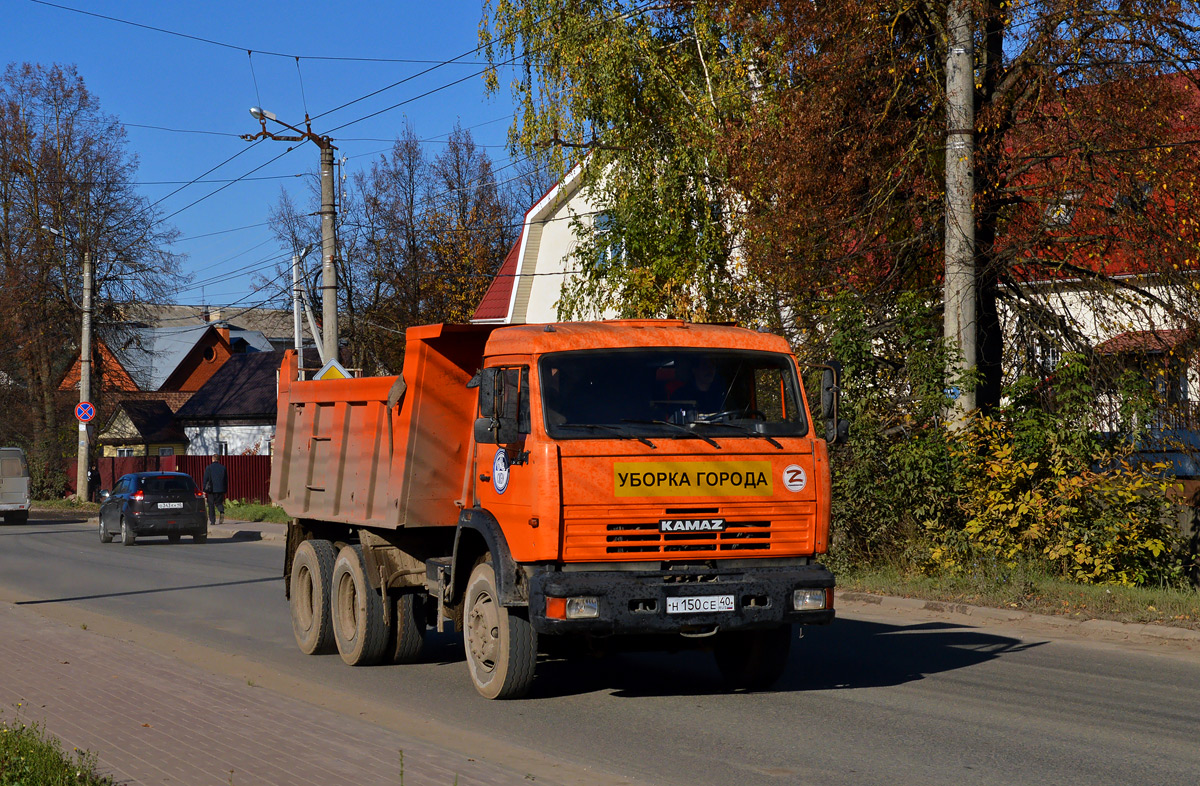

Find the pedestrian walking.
xmin=203 ymin=456 xmax=228 ymax=526
xmin=86 ymin=463 xmax=100 ymax=503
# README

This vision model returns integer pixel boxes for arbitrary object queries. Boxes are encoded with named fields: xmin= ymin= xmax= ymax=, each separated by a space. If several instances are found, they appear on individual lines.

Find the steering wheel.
xmin=696 ymin=408 xmax=766 ymax=423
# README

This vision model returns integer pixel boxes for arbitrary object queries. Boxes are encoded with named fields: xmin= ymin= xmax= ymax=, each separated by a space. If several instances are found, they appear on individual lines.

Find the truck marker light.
xmin=546 ymin=597 xmax=566 ymax=620
xmin=793 ymin=588 xmax=826 ymax=610
xmin=566 ymin=596 xmax=600 ymax=619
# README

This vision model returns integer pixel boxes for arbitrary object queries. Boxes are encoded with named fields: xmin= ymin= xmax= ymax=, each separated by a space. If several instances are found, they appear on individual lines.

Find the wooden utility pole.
xmin=944 ymin=0 xmax=977 ymax=427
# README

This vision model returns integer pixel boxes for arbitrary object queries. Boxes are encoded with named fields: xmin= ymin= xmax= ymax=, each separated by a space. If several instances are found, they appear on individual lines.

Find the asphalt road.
xmin=2 ymin=513 xmax=1199 ymax=786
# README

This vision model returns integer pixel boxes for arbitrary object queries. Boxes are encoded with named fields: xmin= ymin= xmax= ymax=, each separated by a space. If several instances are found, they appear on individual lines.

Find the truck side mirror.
xmin=478 ymin=368 xmax=499 ymax=417
xmin=820 ymin=360 xmax=848 ymax=445
xmin=474 ymin=367 xmax=529 ymax=445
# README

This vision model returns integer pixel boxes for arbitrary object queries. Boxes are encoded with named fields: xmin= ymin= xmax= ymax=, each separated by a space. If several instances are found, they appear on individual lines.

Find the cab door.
xmin=474 ymin=365 xmax=541 ymax=559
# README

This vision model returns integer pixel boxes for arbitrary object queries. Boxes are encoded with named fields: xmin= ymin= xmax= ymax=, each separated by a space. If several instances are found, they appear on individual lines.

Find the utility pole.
xmin=319 ymin=145 xmax=338 ymax=363
xmin=944 ymin=0 xmax=977 ymax=427
xmin=244 ymin=108 xmax=338 ymax=363
xmin=77 ymin=249 xmax=93 ymax=502
xmin=292 ymin=244 xmax=314 ymax=380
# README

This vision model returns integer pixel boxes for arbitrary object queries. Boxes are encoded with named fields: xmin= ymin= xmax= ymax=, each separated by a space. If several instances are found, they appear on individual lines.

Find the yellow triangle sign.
xmin=315 ymin=359 xmax=351 ymax=380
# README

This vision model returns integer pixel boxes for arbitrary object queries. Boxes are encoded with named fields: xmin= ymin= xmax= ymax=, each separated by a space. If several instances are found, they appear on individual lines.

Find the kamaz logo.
xmin=659 ymin=518 xmax=726 ymax=533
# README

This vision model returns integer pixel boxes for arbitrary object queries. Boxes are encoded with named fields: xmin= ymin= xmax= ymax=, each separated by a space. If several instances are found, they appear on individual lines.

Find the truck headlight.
xmin=793 ymin=588 xmax=827 ymax=610
xmin=565 ymin=596 xmax=600 ymax=619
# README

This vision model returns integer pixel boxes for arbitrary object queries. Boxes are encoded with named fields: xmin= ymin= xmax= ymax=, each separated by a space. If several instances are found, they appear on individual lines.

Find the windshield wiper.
xmin=621 ymin=419 xmax=722 ymax=449
xmin=567 ymin=423 xmax=656 ymax=449
xmin=690 ymin=420 xmax=784 ymax=450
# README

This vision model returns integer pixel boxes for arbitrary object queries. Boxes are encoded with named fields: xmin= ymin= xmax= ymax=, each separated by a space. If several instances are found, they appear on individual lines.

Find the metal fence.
xmin=73 ymin=455 xmax=273 ymax=503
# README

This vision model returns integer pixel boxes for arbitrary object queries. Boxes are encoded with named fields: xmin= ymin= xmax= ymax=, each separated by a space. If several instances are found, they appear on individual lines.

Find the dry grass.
xmin=840 ymin=564 xmax=1200 ymax=631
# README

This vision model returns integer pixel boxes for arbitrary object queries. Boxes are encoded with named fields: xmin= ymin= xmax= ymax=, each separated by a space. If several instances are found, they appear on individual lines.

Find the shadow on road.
xmin=15 ymin=575 xmax=280 ymax=606
xmin=0 ymin=527 xmax=89 ymax=536
xmin=513 ymin=617 xmax=1041 ymax=699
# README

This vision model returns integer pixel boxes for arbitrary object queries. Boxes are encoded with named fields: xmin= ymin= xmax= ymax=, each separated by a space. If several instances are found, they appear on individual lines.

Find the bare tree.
xmin=0 ymin=62 xmax=181 ymax=493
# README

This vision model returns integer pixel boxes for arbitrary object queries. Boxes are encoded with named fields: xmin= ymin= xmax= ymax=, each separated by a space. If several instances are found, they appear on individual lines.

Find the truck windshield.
xmin=540 ymin=349 xmax=808 ymax=440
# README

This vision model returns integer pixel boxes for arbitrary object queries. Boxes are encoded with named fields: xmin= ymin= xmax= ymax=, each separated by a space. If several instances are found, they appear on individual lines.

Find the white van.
xmin=0 ymin=447 xmax=30 ymax=524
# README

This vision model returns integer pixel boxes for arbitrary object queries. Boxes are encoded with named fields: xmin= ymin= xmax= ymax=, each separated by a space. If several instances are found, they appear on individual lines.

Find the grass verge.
xmin=0 ymin=713 xmax=112 ymax=785
xmin=840 ymin=564 xmax=1200 ymax=631
xmin=30 ymin=499 xmax=99 ymax=514
xmin=223 ymin=500 xmax=290 ymax=524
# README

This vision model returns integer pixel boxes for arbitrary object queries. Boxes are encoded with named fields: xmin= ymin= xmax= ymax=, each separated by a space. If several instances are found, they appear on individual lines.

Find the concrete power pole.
xmin=243 ymin=108 xmax=338 ymax=364
xmin=944 ymin=0 xmax=977 ymax=427
xmin=319 ymin=145 xmax=338 ymax=364
xmin=76 ymin=250 xmax=93 ymax=502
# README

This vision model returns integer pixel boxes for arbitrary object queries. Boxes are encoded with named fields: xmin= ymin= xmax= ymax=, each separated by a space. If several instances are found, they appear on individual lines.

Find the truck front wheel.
xmin=464 ymin=559 xmax=537 ymax=699
xmin=713 ymin=625 xmax=793 ymax=691
xmin=290 ymin=539 xmax=337 ymax=655
xmin=332 ymin=544 xmax=391 ymax=666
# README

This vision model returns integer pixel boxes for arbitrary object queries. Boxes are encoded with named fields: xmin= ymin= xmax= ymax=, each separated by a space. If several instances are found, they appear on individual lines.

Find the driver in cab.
xmin=672 ymin=356 xmax=728 ymax=415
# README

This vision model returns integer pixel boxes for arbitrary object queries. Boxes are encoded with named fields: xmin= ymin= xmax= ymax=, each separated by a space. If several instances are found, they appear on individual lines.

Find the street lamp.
xmin=243 ymin=108 xmax=339 ymax=364
xmin=43 ymin=225 xmax=93 ymax=503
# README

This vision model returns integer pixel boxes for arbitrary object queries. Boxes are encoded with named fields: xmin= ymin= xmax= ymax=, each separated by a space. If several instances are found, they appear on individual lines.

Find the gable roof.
xmin=101 ymin=399 xmax=186 ymax=444
xmin=121 ymin=303 xmax=314 ymax=342
xmin=104 ymin=324 xmax=272 ymax=391
xmin=174 ymin=350 xmax=286 ymax=421
xmin=473 ymin=238 xmax=522 ymax=321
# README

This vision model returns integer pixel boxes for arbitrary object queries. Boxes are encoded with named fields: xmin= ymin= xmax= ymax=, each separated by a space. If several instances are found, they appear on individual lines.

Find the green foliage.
xmin=0 ymin=714 xmax=112 ymax=785
xmin=223 ymin=500 xmax=290 ymax=524
xmin=831 ymin=341 xmax=1189 ymax=588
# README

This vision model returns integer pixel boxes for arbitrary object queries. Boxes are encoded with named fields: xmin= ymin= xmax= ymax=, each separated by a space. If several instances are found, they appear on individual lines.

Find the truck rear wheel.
xmin=464 ymin=559 xmax=537 ymax=699
xmin=713 ymin=625 xmax=793 ymax=691
xmin=388 ymin=592 xmax=427 ymax=664
xmin=290 ymin=539 xmax=337 ymax=655
xmin=332 ymin=544 xmax=391 ymax=666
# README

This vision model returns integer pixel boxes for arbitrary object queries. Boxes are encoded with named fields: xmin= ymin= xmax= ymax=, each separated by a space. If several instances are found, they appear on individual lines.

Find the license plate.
xmin=158 ymin=502 xmax=183 ymax=510
xmin=666 ymin=594 xmax=735 ymax=614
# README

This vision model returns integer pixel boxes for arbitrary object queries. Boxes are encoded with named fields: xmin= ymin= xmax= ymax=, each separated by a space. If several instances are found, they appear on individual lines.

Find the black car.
xmin=99 ymin=471 xmax=208 ymax=546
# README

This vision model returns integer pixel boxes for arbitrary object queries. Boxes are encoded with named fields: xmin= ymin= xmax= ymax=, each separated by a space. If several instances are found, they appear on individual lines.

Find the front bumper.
xmin=529 ymin=562 xmax=835 ymax=635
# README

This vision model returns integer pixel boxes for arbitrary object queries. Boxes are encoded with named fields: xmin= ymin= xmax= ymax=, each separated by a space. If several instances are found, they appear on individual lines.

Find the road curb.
xmin=836 ymin=590 xmax=1200 ymax=646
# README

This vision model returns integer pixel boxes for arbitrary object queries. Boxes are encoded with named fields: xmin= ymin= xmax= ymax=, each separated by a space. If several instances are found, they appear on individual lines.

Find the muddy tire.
xmin=193 ymin=530 xmax=208 ymax=544
xmin=713 ymin=625 xmax=793 ymax=691
xmin=120 ymin=517 xmax=135 ymax=546
xmin=98 ymin=518 xmax=113 ymax=543
xmin=290 ymin=539 xmax=337 ymax=655
xmin=388 ymin=592 xmax=428 ymax=664
xmin=332 ymin=544 xmax=391 ymax=666
xmin=464 ymin=558 xmax=537 ymax=699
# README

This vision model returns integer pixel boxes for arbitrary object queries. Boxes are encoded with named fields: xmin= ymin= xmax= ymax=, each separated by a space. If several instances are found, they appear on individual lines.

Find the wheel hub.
xmin=467 ymin=592 xmax=500 ymax=671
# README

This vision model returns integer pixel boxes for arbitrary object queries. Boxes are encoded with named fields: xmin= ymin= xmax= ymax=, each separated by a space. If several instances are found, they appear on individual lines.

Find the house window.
xmin=1111 ymin=182 xmax=1152 ymax=214
xmin=117 ymin=448 xmax=136 ymax=458
xmin=158 ymin=447 xmax=175 ymax=457
xmin=594 ymin=211 xmax=624 ymax=267
xmin=1045 ymin=191 xmax=1080 ymax=227
xmin=216 ymin=441 xmax=228 ymax=456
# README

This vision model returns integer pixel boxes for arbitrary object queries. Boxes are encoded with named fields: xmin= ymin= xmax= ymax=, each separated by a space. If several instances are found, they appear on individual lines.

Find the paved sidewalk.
xmin=0 ymin=601 xmax=550 ymax=786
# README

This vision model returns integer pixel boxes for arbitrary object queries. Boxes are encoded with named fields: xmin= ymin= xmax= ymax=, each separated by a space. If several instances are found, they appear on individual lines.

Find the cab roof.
xmin=483 ymin=320 xmax=793 ymax=357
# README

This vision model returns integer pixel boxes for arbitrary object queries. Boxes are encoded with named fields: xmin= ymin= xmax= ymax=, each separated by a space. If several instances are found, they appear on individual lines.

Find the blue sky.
xmin=4 ymin=0 xmax=519 ymax=308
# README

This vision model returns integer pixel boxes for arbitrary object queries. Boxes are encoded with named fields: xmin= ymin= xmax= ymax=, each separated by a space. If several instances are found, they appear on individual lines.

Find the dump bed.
xmin=270 ymin=324 xmax=494 ymax=529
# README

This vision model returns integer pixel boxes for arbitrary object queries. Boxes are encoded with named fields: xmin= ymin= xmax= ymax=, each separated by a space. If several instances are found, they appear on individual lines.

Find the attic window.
xmin=1045 ymin=191 xmax=1080 ymax=227
xmin=1111 ymin=182 xmax=1152 ymax=214
xmin=204 ymin=346 xmax=217 ymax=362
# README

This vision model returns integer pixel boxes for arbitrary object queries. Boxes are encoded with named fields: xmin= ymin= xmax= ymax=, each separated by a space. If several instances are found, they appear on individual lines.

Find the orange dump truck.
xmin=271 ymin=320 xmax=846 ymax=698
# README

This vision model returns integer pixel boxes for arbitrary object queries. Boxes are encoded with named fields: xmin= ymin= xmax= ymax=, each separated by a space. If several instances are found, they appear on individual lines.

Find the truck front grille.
xmin=560 ymin=503 xmax=815 ymax=561
xmin=605 ymin=521 xmax=772 ymax=554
